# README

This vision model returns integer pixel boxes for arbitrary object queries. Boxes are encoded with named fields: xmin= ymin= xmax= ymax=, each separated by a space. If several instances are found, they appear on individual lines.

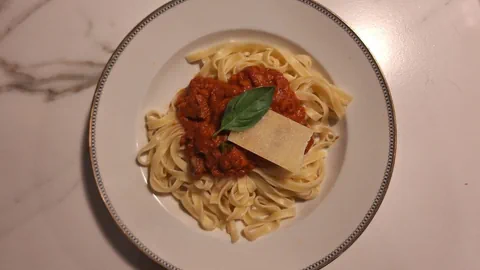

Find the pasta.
xmin=137 ymin=42 xmax=352 ymax=242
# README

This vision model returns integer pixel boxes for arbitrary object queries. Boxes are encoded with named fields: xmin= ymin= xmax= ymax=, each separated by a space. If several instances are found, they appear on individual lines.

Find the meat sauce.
xmin=176 ymin=65 xmax=313 ymax=178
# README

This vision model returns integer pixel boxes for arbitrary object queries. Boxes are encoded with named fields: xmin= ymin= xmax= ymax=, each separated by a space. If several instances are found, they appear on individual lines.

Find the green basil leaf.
xmin=213 ymin=86 xmax=275 ymax=136
xmin=219 ymin=142 xmax=233 ymax=153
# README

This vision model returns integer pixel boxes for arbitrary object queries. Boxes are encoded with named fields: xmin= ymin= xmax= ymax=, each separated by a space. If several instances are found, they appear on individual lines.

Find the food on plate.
xmin=136 ymin=42 xmax=352 ymax=242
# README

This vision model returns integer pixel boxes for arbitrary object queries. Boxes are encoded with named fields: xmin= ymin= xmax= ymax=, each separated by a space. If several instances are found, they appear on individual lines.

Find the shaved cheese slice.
xmin=228 ymin=110 xmax=313 ymax=173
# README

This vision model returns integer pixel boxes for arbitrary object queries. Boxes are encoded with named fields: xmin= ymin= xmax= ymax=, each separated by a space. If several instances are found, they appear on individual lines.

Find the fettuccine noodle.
xmin=137 ymin=42 xmax=352 ymax=242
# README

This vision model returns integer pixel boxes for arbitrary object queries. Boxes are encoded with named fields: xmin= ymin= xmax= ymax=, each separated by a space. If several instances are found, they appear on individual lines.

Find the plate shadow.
xmin=81 ymin=115 xmax=166 ymax=269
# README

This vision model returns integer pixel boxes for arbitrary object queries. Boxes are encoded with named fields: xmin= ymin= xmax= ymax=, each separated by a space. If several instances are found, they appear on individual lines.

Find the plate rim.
xmin=88 ymin=0 xmax=397 ymax=269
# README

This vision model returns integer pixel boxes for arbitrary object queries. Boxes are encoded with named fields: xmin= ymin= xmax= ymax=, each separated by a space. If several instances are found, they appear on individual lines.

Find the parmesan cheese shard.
xmin=228 ymin=110 xmax=313 ymax=174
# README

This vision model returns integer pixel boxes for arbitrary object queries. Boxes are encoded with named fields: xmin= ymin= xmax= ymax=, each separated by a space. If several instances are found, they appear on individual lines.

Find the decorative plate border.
xmin=88 ymin=0 xmax=397 ymax=269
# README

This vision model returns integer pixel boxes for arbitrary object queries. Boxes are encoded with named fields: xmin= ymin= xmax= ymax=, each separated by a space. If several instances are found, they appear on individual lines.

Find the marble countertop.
xmin=1 ymin=0 xmax=479 ymax=269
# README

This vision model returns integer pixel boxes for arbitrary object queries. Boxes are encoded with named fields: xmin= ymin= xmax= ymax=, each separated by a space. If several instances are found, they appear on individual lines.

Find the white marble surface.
xmin=0 ymin=0 xmax=479 ymax=269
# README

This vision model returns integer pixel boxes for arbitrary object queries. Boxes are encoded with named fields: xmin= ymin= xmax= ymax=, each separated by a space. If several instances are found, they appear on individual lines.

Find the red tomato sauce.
xmin=176 ymin=65 xmax=312 ymax=178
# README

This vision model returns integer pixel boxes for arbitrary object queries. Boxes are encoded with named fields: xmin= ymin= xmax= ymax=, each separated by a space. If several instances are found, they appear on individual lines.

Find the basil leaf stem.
xmin=213 ymin=86 xmax=275 ymax=136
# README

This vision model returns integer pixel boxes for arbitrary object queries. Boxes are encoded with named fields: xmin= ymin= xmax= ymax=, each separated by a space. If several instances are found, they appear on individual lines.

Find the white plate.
xmin=89 ymin=0 xmax=396 ymax=269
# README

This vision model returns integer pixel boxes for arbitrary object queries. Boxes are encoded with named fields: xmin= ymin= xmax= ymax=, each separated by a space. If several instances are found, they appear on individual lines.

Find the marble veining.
xmin=0 ymin=0 xmax=54 ymax=42
xmin=0 ymin=0 xmax=113 ymax=101
xmin=84 ymin=19 xmax=115 ymax=54
xmin=0 ymin=58 xmax=104 ymax=101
